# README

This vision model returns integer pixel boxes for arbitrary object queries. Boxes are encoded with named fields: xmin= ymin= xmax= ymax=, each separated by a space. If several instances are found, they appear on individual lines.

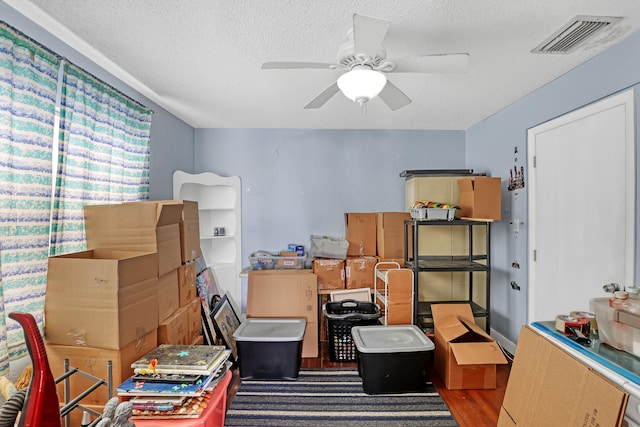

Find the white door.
xmin=527 ymin=90 xmax=635 ymax=323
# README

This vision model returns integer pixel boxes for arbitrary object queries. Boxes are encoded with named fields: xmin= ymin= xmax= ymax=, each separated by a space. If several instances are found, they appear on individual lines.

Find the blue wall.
xmin=466 ymin=30 xmax=640 ymax=343
xmin=0 ymin=3 xmax=195 ymax=200
xmin=195 ymin=128 xmax=466 ymax=265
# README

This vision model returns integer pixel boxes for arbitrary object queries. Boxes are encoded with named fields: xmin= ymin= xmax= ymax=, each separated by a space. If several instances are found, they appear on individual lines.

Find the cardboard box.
xmin=178 ymin=260 xmax=198 ymax=307
xmin=45 ymin=249 xmax=159 ymax=349
xmin=498 ymin=326 xmax=628 ymax=427
xmin=376 ymin=212 xmax=411 ymax=259
xmin=431 ymin=304 xmax=508 ymax=389
xmin=157 ymin=305 xmax=189 ymax=345
xmin=345 ymin=256 xmax=377 ymax=289
xmin=83 ymin=201 xmax=183 ymax=276
xmin=345 ymin=213 xmax=377 ymax=256
xmin=456 ymin=177 xmax=501 ymax=220
xmin=166 ymin=199 xmax=201 ymax=262
xmin=186 ymin=296 xmax=203 ymax=343
xmin=158 ymin=269 xmax=180 ymax=322
xmin=246 ymin=270 xmax=319 ymax=357
xmin=46 ymin=329 xmax=157 ymax=406
xmin=312 ymin=258 xmax=345 ymax=290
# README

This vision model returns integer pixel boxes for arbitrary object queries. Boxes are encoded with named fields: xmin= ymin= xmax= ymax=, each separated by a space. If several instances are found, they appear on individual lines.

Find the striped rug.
xmin=225 ymin=369 xmax=458 ymax=426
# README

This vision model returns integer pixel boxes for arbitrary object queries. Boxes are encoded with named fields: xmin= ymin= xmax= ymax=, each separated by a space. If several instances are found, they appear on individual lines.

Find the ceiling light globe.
xmin=337 ymin=67 xmax=387 ymax=105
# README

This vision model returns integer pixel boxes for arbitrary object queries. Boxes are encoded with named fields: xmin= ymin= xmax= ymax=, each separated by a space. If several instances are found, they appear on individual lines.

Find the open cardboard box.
xmin=431 ymin=303 xmax=508 ymax=389
xmin=498 ymin=326 xmax=628 ymax=426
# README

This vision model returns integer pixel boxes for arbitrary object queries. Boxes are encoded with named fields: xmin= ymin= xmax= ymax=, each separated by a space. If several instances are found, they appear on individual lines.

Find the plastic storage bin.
xmin=409 ymin=207 xmax=456 ymax=221
xmin=351 ymin=324 xmax=435 ymax=394
xmin=323 ymin=300 xmax=381 ymax=362
xmin=591 ymin=297 xmax=640 ymax=357
xmin=233 ymin=317 xmax=306 ymax=380
xmin=249 ymin=254 xmax=306 ymax=270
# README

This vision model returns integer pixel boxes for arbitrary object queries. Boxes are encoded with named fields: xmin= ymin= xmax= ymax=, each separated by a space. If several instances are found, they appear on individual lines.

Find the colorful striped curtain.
xmin=49 ymin=62 xmax=152 ymax=255
xmin=0 ymin=22 xmax=61 ymax=372
xmin=0 ymin=21 xmax=153 ymax=375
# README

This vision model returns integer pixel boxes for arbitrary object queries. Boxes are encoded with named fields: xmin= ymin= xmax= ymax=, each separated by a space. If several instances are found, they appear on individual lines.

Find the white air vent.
xmin=532 ymin=15 xmax=622 ymax=54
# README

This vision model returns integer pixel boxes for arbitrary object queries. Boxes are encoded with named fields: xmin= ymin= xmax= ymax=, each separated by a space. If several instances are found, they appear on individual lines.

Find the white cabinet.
xmin=173 ymin=171 xmax=242 ymax=310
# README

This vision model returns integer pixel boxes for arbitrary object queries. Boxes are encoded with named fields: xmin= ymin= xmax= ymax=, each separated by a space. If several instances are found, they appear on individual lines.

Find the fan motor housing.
xmin=337 ymin=39 xmax=387 ymax=69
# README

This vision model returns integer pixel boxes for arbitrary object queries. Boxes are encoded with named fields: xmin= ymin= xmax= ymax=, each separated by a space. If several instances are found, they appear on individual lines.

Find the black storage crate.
xmin=323 ymin=299 xmax=381 ymax=362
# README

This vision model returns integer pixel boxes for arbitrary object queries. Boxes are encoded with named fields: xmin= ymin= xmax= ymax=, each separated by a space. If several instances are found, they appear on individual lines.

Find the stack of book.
xmin=116 ymin=344 xmax=231 ymax=419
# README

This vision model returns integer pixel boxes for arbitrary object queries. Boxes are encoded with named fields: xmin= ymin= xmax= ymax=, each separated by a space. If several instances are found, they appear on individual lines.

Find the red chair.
xmin=5 ymin=312 xmax=62 ymax=427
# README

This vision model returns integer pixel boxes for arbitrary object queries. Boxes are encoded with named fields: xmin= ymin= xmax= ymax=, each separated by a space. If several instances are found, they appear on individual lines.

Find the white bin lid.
xmin=233 ymin=318 xmax=307 ymax=342
xmin=351 ymin=325 xmax=434 ymax=353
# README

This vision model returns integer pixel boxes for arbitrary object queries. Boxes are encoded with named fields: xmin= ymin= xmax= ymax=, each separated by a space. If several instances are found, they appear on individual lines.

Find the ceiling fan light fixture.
xmin=337 ymin=66 xmax=387 ymax=104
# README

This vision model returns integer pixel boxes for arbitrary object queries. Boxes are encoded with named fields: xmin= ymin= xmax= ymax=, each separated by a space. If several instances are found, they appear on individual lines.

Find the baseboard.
xmin=490 ymin=327 xmax=517 ymax=357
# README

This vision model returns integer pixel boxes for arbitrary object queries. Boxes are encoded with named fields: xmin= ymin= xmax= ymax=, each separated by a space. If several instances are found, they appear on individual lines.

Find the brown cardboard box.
xmin=165 ymin=199 xmax=201 ymax=262
xmin=45 ymin=249 xmax=159 ymax=349
xmin=345 ymin=256 xmax=377 ymax=289
xmin=247 ymin=270 xmax=319 ymax=357
xmin=158 ymin=269 xmax=180 ymax=322
xmin=376 ymin=212 xmax=411 ymax=259
xmin=497 ymin=326 xmax=628 ymax=427
xmin=312 ymin=258 xmax=345 ymax=290
xmin=191 ymin=334 xmax=204 ymax=345
xmin=345 ymin=213 xmax=377 ymax=256
xmin=456 ymin=177 xmax=501 ymax=220
xmin=46 ymin=329 xmax=157 ymax=406
xmin=431 ymin=304 xmax=508 ymax=389
xmin=158 ymin=306 xmax=189 ymax=345
xmin=83 ymin=201 xmax=183 ymax=276
xmin=186 ymin=296 xmax=203 ymax=343
xmin=178 ymin=260 xmax=197 ymax=307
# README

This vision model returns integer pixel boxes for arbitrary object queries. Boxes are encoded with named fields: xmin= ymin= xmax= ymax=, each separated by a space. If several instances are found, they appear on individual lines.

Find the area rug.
xmin=224 ymin=369 xmax=458 ymax=426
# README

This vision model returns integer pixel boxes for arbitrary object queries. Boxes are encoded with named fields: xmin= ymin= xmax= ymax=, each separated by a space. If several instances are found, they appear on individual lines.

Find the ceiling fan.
xmin=262 ymin=13 xmax=469 ymax=111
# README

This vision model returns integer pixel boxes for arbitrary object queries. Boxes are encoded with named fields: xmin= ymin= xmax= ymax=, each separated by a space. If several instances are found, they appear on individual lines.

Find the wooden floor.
xmin=227 ymin=340 xmax=512 ymax=427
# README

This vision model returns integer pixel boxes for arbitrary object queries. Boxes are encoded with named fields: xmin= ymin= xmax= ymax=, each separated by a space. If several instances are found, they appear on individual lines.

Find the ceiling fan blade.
xmin=353 ymin=14 xmax=390 ymax=58
xmin=304 ymin=82 xmax=340 ymax=109
xmin=378 ymin=81 xmax=411 ymax=111
xmin=262 ymin=61 xmax=337 ymax=70
xmin=391 ymin=53 xmax=470 ymax=73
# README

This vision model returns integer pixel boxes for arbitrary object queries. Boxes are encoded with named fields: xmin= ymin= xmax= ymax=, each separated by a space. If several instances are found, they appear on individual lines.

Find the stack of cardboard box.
xmin=312 ymin=212 xmax=411 ymax=293
xmin=43 ymin=200 xmax=202 ymax=410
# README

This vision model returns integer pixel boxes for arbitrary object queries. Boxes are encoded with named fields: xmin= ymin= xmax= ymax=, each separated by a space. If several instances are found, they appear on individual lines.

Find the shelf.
xmin=200 ymin=234 xmax=235 ymax=240
xmin=406 ymin=256 xmax=488 ymax=271
xmin=404 ymin=217 xmax=491 ymax=332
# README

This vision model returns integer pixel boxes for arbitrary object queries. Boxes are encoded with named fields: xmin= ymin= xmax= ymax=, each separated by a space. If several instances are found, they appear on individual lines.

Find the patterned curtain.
xmin=49 ymin=62 xmax=152 ymax=255
xmin=0 ymin=22 xmax=61 ymax=373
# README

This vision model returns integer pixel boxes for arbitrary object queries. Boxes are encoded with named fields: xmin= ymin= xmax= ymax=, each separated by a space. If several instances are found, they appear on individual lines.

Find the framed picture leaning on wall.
xmin=211 ymin=294 xmax=241 ymax=362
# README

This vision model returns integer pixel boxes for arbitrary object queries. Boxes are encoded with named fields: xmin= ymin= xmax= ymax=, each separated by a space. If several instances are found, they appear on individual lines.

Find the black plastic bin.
xmin=323 ymin=299 xmax=382 ymax=362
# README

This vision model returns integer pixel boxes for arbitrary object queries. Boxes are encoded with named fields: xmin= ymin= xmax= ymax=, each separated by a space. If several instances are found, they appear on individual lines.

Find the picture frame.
xmin=211 ymin=294 xmax=241 ymax=362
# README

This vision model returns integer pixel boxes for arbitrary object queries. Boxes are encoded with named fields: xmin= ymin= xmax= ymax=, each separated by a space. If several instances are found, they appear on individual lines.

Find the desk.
xmin=133 ymin=370 xmax=231 ymax=427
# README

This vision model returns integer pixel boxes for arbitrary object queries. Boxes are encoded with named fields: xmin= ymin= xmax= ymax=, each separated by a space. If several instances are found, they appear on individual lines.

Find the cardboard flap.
xmin=450 ymin=342 xmax=508 ymax=365
xmin=457 ymin=179 xmax=474 ymax=192
xmin=435 ymin=316 xmax=473 ymax=342
xmin=154 ymin=202 xmax=184 ymax=226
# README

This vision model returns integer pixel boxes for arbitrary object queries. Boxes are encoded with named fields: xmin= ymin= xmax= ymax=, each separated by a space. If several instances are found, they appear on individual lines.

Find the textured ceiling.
xmin=5 ymin=0 xmax=640 ymax=130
